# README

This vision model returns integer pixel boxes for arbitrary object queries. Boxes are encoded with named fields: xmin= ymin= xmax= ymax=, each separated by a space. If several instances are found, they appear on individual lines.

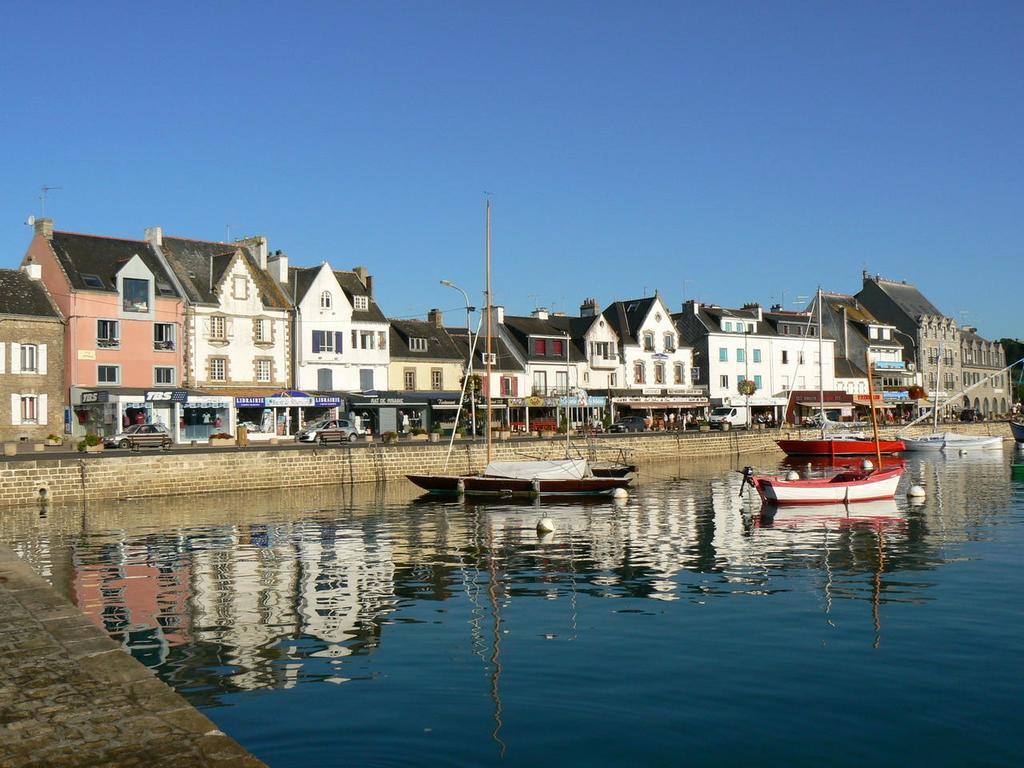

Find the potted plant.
xmin=77 ymin=433 xmax=103 ymax=453
xmin=208 ymin=431 xmax=235 ymax=447
xmin=410 ymin=427 xmax=428 ymax=442
xmin=381 ymin=431 xmax=398 ymax=444
xmin=429 ymin=425 xmax=441 ymax=443
xmin=44 ymin=433 xmax=64 ymax=447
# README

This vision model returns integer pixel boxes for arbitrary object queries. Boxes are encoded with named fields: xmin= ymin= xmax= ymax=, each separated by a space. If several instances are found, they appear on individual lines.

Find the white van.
xmin=708 ymin=406 xmax=749 ymax=429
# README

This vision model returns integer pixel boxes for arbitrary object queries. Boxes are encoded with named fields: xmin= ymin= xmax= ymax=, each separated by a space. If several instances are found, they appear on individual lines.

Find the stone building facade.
xmin=0 ymin=266 xmax=65 ymax=442
xmin=959 ymin=327 xmax=1008 ymax=416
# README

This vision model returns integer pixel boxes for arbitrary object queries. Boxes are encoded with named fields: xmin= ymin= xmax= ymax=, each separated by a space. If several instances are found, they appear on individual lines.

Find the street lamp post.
xmin=440 ymin=279 xmax=476 ymax=437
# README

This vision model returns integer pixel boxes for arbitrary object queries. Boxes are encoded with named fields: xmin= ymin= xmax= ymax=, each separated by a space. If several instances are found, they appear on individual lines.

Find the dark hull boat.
xmin=406 ymin=472 xmax=632 ymax=497
xmin=1010 ymin=421 xmax=1024 ymax=443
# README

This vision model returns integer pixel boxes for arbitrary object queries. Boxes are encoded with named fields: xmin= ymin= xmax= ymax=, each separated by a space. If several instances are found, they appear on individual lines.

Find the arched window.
xmin=320 ymin=291 xmax=332 ymax=309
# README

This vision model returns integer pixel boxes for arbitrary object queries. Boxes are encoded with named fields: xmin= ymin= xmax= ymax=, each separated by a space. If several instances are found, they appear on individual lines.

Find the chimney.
xmin=21 ymin=259 xmax=41 ymax=281
xmin=742 ymin=302 xmax=763 ymax=321
xmin=531 ymin=308 xmax=549 ymax=320
xmin=237 ymin=235 xmax=269 ymax=269
xmin=34 ymin=217 xmax=54 ymax=240
xmin=268 ymin=250 xmax=289 ymax=284
xmin=428 ymin=308 xmax=444 ymax=328
xmin=580 ymin=297 xmax=600 ymax=317
xmin=365 ymin=274 xmax=373 ymax=298
xmin=491 ymin=305 xmax=505 ymax=326
xmin=353 ymin=266 xmax=369 ymax=287
xmin=684 ymin=299 xmax=701 ymax=315
xmin=144 ymin=226 xmax=163 ymax=246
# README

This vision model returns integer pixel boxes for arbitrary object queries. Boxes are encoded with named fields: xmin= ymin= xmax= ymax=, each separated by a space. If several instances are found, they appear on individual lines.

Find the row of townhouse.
xmin=2 ymin=218 xmax=1012 ymax=443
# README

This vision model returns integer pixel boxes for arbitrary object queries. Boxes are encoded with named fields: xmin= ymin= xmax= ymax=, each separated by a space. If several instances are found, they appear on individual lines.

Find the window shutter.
xmin=312 ymin=331 xmax=321 ymax=353
xmin=10 ymin=394 xmax=21 ymax=425
xmin=0 ymin=342 xmax=5 ymax=374
xmin=38 ymin=345 xmax=47 ymax=375
xmin=335 ymin=332 xmax=343 ymax=353
xmin=38 ymin=395 xmax=48 ymax=425
xmin=10 ymin=343 xmax=21 ymax=374
xmin=226 ymin=319 xmax=234 ymax=337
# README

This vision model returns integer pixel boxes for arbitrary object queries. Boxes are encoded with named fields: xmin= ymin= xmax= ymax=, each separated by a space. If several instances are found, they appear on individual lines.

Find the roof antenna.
xmin=39 ymin=185 xmax=61 ymax=216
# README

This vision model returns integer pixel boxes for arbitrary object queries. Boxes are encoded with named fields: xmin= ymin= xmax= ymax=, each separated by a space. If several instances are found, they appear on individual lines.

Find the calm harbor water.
xmin=3 ymin=450 xmax=1023 ymax=767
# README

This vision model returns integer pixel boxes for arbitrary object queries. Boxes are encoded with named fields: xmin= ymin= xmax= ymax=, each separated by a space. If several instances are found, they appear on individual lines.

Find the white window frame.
xmin=20 ymin=344 xmax=38 ymax=372
xmin=255 ymin=359 xmax=272 ymax=383
xmin=410 ymin=338 xmax=428 ymax=352
xmin=97 ymin=319 xmax=120 ymax=348
xmin=154 ymin=366 xmax=176 ymax=386
xmin=209 ymin=315 xmax=227 ymax=340
xmin=209 ymin=358 xmax=227 ymax=382
xmin=354 ymin=295 xmax=369 ymax=311
xmin=320 ymin=291 xmax=332 ymax=309
xmin=254 ymin=318 xmax=269 ymax=343
xmin=98 ymin=364 xmax=121 ymax=385
xmin=20 ymin=395 xmax=38 ymax=424
xmin=154 ymin=322 xmax=176 ymax=351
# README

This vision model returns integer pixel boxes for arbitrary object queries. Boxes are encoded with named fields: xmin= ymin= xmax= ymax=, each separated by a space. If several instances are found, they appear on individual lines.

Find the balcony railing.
xmin=154 ymin=340 xmax=176 ymax=351
xmin=97 ymin=338 xmax=120 ymax=349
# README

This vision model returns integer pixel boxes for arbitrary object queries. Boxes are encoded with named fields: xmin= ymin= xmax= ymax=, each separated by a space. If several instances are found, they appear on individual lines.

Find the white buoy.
xmin=785 ymin=470 xmax=800 ymax=481
xmin=611 ymin=487 xmax=628 ymax=500
xmin=861 ymin=459 xmax=874 ymax=471
xmin=536 ymin=518 xmax=555 ymax=533
xmin=959 ymin=448 xmax=968 ymax=456
xmin=907 ymin=484 xmax=926 ymax=498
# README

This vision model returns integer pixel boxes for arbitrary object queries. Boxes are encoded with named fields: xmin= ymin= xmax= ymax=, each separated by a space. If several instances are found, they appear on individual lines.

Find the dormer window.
xmin=320 ymin=291 xmax=332 ymax=309
xmin=354 ymin=295 xmax=369 ymax=311
xmin=724 ymin=321 xmax=733 ymax=332
xmin=409 ymin=338 xmax=428 ymax=352
xmin=122 ymin=278 xmax=149 ymax=312
xmin=82 ymin=274 xmax=104 ymax=289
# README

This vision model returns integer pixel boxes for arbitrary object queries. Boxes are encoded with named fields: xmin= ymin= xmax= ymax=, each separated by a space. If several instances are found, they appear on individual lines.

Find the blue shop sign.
xmin=236 ymin=396 xmax=266 ymax=408
xmin=882 ymin=390 xmax=910 ymax=400
xmin=874 ymin=360 xmax=906 ymax=370
xmin=314 ymin=396 xmax=342 ymax=407
xmin=81 ymin=390 xmax=109 ymax=404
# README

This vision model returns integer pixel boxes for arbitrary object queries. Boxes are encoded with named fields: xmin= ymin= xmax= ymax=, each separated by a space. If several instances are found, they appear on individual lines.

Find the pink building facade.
xmin=23 ymin=219 xmax=192 ymax=439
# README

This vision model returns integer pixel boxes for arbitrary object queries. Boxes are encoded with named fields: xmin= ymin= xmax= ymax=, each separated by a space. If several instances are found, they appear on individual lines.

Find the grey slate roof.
xmin=288 ymin=266 xmax=321 ymax=306
xmin=47 ymin=232 xmax=181 ymax=296
xmin=0 ymin=270 xmax=62 ymax=318
xmin=834 ymin=358 xmax=867 ymax=379
xmin=389 ymin=319 xmax=463 ymax=361
xmin=602 ymin=297 xmax=656 ymax=344
xmin=160 ymin=236 xmax=290 ymax=309
xmin=449 ymin=328 xmax=525 ymax=371
xmin=865 ymin=277 xmax=945 ymax=320
xmin=334 ymin=271 xmax=387 ymax=323
xmin=502 ymin=314 xmax=587 ymax=362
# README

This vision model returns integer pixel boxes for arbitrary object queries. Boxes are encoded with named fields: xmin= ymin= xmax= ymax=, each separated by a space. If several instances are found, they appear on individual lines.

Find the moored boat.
xmin=776 ymin=435 xmax=905 ymax=456
xmin=743 ymin=465 xmax=904 ymax=505
xmin=1010 ymin=421 xmax=1024 ymax=443
xmin=902 ymin=432 xmax=1003 ymax=452
xmin=407 ymin=458 xmax=632 ymax=497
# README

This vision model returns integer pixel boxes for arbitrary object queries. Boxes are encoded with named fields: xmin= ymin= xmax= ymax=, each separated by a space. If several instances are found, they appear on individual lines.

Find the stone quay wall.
xmin=0 ymin=422 xmax=1012 ymax=509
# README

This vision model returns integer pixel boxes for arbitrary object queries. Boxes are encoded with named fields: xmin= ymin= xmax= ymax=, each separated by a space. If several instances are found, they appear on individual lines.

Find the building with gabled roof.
xmin=22 ymin=219 xmax=192 ymax=440
xmin=0 ymin=265 xmax=65 ymax=442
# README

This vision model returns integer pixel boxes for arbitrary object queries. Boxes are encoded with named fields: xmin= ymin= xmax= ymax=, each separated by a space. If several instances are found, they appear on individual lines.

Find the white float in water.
xmin=785 ymin=470 xmax=800 ymax=481
xmin=536 ymin=518 xmax=555 ymax=533
xmin=861 ymin=459 xmax=874 ymax=471
xmin=611 ymin=487 xmax=629 ymax=500
xmin=907 ymin=484 xmax=926 ymax=498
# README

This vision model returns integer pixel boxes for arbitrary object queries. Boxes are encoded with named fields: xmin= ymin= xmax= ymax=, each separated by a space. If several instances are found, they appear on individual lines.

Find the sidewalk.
xmin=0 ymin=547 xmax=265 ymax=767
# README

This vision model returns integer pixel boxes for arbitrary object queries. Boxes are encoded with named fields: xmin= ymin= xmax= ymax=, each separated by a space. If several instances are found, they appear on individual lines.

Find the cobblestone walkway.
xmin=0 ymin=547 xmax=265 ymax=767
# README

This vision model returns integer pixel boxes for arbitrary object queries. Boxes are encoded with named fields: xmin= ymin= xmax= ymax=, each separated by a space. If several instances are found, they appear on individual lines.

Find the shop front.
xmin=710 ymin=394 xmax=790 ymax=426
xmin=234 ymin=391 xmax=344 ymax=440
xmin=348 ymin=392 xmax=428 ymax=436
xmin=610 ymin=390 xmax=710 ymax=430
xmin=508 ymin=395 xmax=557 ymax=433
xmin=854 ymin=390 xmax=917 ymax=424
xmin=558 ymin=394 xmax=608 ymax=431
xmin=71 ymin=387 xmax=233 ymax=443
xmin=785 ymin=390 xmax=855 ymax=425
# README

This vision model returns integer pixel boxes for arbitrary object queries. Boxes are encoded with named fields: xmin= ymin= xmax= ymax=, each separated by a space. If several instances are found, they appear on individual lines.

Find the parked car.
xmin=959 ymin=409 xmax=983 ymax=423
xmin=103 ymin=423 xmax=173 ymax=449
xmin=298 ymin=418 xmax=364 ymax=443
xmin=608 ymin=415 xmax=647 ymax=433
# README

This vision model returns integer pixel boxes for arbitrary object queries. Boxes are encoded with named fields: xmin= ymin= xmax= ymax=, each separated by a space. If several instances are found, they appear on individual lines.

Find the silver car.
xmin=297 ymin=418 xmax=362 ymax=443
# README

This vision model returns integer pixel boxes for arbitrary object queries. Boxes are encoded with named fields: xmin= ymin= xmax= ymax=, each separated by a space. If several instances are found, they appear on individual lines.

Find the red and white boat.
xmin=776 ymin=433 xmax=905 ymax=456
xmin=743 ymin=465 xmax=904 ymax=505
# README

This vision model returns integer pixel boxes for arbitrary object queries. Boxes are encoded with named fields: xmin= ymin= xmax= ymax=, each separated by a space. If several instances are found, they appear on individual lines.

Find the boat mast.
xmin=817 ymin=287 xmax=825 ymax=437
xmin=485 ymin=199 xmax=493 ymax=464
xmin=933 ymin=342 xmax=942 ymax=430
xmin=565 ymin=332 xmax=571 ymax=457
xmin=865 ymin=352 xmax=883 ymax=468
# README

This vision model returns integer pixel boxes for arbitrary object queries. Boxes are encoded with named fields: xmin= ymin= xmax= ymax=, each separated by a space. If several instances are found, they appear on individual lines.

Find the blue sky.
xmin=1 ymin=1 xmax=1021 ymax=337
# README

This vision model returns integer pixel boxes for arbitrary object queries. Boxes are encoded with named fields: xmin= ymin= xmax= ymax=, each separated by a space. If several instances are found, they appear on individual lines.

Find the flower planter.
xmin=699 ymin=425 xmax=711 ymax=433
xmin=499 ymin=431 xmax=511 ymax=440
xmin=84 ymin=443 xmax=104 ymax=454
xmin=33 ymin=443 xmax=46 ymax=452
xmin=3 ymin=443 xmax=17 ymax=457
xmin=209 ymin=437 xmax=236 ymax=448
xmin=541 ymin=430 xmax=556 ymax=439
xmin=429 ymin=433 xmax=440 ymax=443
xmin=45 ymin=438 xmax=63 ymax=447
xmin=410 ymin=433 xmax=429 ymax=442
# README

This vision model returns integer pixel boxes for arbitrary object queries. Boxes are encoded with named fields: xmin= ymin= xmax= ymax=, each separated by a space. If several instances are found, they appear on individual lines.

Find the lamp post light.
xmin=440 ymin=279 xmax=477 ymax=437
